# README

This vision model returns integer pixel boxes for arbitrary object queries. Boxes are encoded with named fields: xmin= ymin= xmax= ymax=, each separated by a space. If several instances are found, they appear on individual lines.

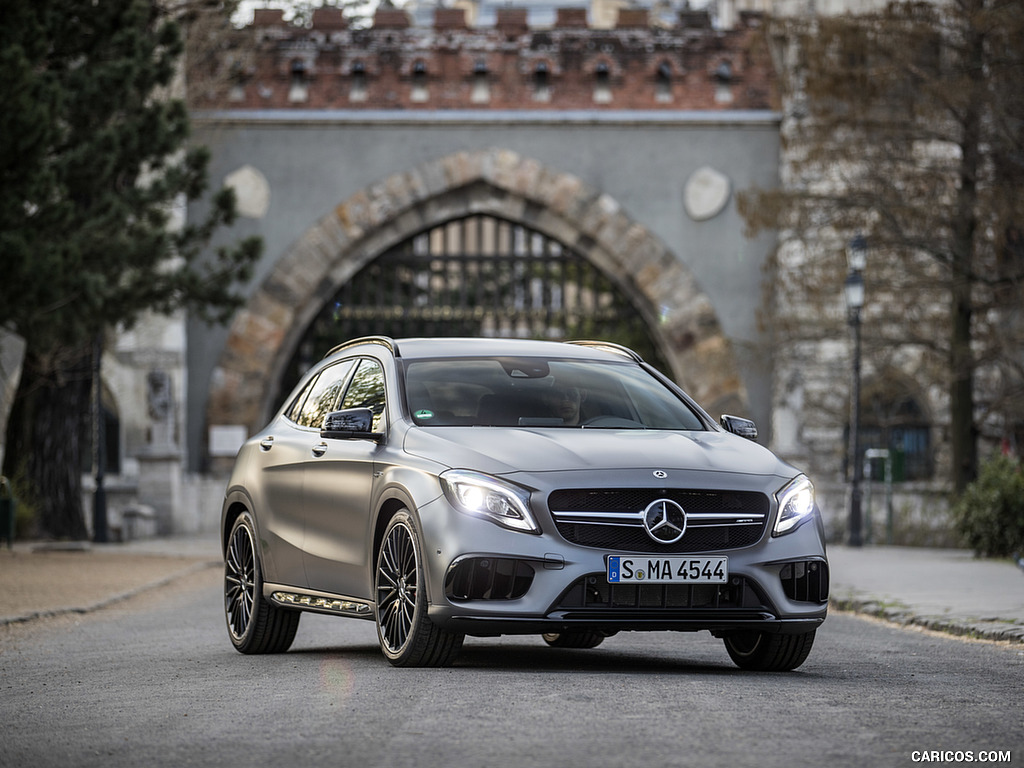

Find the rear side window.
xmin=293 ymin=360 xmax=356 ymax=428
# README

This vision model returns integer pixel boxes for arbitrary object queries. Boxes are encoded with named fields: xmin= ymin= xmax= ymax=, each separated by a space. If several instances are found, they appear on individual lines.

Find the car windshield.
xmin=403 ymin=357 xmax=705 ymax=430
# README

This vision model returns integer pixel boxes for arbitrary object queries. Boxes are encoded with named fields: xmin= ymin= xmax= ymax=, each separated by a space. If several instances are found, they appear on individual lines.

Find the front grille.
xmin=445 ymin=557 xmax=535 ymax=601
xmin=548 ymin=488 xmax=769 ymax=553
xmin=554 ymin=573 xmax=772 ymax=612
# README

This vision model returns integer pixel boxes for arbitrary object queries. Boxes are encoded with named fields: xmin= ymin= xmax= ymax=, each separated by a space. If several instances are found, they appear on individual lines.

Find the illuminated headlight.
xmin=439 ymin=470 xmax=540 ymax=534
xmin=773 ymin=475 xmax=815 ymax=536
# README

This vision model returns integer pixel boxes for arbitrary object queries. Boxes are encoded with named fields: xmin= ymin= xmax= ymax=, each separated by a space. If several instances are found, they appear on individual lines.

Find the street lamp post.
xmin=845 ymin=235 xmax=867 ymax=547
xmin=92 ymin=332 xmax=108 ymax=543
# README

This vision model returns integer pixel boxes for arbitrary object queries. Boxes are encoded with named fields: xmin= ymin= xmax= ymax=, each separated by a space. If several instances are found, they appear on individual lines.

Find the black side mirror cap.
xmin=321 ymin=408 xmax=384 ymax=442
xmin=720 ymin=414 xmax=758 ymax=441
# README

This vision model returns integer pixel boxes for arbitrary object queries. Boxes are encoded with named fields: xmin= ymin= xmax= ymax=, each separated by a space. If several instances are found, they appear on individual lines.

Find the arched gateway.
xmin=206 ymin=148 xmax=747 ymax=439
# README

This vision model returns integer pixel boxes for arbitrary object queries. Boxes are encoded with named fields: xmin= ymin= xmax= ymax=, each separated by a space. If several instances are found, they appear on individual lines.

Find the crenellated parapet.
xmin=199 ymin=5 xmax=774 ymax=111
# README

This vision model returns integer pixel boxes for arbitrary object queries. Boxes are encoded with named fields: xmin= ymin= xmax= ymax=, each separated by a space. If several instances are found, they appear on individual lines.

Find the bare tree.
xmin=740 ymin=0 xmax=1024 ymax=493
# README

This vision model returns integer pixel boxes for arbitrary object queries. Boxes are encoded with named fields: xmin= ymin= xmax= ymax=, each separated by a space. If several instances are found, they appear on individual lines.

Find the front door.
xmin=302 ymin=358 xmax=386 ymax=599
xmin=258 ymin=359 xmax=355 ymax=587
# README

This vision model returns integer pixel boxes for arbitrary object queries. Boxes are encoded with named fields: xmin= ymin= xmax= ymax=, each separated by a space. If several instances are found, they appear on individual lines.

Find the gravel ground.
xmin=0 ymin=547 xmax=217 ymax=625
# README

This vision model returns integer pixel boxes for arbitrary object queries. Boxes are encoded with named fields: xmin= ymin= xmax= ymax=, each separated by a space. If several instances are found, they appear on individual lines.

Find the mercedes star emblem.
xmin=642 ymin=498 xmax=687 ymax=544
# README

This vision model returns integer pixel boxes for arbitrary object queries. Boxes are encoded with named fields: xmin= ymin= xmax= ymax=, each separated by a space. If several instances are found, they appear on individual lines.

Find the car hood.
xmin=402 ymin=426 xmax=794 ymax=481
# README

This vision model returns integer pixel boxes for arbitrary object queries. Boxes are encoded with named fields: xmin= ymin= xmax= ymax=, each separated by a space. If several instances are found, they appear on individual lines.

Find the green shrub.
xmin=1 ymin=464 xmax=40 ymax=540
xmin=952 ymin=455 xmax=1024 ymax=558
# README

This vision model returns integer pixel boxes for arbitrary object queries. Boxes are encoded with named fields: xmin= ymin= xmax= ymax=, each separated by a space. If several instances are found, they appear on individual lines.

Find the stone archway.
xmin=206 ymin=148 xmax=746 ymax=435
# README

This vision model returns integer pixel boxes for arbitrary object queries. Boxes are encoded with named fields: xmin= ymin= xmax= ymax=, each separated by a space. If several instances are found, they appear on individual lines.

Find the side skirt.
xmin=264 ymin=582 xmax=376 ymax=620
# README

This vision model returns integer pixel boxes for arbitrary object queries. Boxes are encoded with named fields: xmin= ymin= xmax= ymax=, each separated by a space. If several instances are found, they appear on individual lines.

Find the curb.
xmin=0 ymin=560 xmax=221 ymax=627
xmin=831 ymin=597 xmax=1024 ymax=644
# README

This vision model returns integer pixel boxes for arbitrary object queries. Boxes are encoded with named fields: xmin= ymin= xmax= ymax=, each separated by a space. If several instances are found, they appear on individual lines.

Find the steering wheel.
xmin=581 ymin=415 xmax=641 ymax=428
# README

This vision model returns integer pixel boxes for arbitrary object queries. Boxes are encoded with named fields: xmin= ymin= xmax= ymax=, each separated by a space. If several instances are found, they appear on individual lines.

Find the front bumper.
xmin=417 ymin=493 xmax=829 ymax=638
xmin=432 ymin=612 xmax=826 ymax=637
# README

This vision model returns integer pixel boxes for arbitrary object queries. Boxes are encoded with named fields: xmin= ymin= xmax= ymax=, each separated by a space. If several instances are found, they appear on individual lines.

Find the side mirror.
xmin=321 ymin=408 xmax=384 ymax=442
xmin=720 ymin=414 xmax=758 ymax=441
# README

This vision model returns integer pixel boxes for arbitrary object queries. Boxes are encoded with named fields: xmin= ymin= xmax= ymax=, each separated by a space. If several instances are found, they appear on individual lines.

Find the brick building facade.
xmin=195 ymin=5 xmax=774 ymax=113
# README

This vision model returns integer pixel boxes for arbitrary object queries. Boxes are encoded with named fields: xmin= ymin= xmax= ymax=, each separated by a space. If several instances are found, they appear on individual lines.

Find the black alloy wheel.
xmin=224 ymin=511 xmax=300 ymax=654
xmin=375 ymin=510 xmax=464 ymax=667
xmin=722 ymin=629 xmax=816 ymax=671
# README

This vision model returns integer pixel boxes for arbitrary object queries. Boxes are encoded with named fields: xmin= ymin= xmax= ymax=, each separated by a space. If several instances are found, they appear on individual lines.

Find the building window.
xmin=714 ymin=60 xmax=733 ymax=104
xmin=411 ymin=60 xmax=428 ymax=102
xmin=289 ymin=59 xmax=308 ymax=102
xmin=655 ymin=62 xmax=672 ymax=103
xmin=350 ymin=61 xmax=367 ymax=102
xmin=532 ymin=62 xmax=550 ymax=102
xmin=227 ymin=61 xmax=246 ymax=102
xmin=593 ymin=61 xmax=611 ymax=103
xmin=471 ymin=60 xmax=490 ymax=104
xmin=852 ymin=384 xmax=933 ymax=481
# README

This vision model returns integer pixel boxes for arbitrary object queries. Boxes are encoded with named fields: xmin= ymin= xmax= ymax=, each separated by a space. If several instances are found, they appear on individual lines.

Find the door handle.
xmin=259 ymin=436 xmax=274 ymax=451
xmin=311 ymin=442 xmax=328 ymax=457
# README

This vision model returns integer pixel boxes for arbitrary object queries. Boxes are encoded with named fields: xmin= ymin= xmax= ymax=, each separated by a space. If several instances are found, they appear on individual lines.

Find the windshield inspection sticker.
xmin=414 ymin=410 xmax=434 ymax=420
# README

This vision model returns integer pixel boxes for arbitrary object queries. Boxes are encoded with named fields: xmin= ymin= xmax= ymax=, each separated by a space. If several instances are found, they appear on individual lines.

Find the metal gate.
xmin=282 ymin=214 xmax=666 ymax=394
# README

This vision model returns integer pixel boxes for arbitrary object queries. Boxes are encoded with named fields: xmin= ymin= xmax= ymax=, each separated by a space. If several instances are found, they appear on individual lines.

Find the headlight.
xmin=439 ymin=470 xmax=540 ymax=534
xmin=773 ymin=475 xmax=815 ymax=536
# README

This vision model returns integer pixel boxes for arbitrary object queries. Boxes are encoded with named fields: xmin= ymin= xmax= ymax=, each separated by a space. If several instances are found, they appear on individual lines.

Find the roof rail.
xmin=564 ymin=340 xmax=644 ymax=363
xmin=323 ymin=336 xmax=398 ymax=360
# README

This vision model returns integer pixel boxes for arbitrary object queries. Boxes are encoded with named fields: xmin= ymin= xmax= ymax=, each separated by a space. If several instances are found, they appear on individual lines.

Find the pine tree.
xmin=0 ymin=0 xmax=261 ymax=538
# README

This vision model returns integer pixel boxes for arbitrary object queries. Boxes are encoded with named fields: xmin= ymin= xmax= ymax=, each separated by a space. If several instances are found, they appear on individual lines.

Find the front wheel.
xmin=723 ymin=629 xmax=816 ymax=671
xmin=375 ymin=510 xmax=464 ymax=667
xmin=224 ymin=511 xmax=300 ymax=654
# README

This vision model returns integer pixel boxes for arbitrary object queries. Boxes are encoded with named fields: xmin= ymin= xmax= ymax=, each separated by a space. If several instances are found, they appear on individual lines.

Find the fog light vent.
xmin=779 ymin=560 xmax=829 ymax=603
xmin=445 ymin=557 xmax=535 ymax=601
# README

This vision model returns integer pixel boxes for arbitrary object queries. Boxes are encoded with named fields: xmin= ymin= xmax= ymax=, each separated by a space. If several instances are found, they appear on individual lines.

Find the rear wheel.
xmin=224 ymin=511 xmax=300 ymax=654
xmin=723 ymin=629 xmax=816 ymax=671
xmin=375 ymin=510 xmax=464 ymax=667
xmin=542 ymin=631 xmax=606 ymax=649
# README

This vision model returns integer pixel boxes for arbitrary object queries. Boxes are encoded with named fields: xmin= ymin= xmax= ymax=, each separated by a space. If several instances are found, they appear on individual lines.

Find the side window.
xmin=341 ymin=359 xmax=386 ymax=432
xmin=294 ymin=360 xmax=356 ymax=429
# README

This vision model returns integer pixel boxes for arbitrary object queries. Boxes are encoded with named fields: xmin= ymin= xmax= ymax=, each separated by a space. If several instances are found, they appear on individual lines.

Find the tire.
xmin=224 ymin=511 xmax=300 ymax=654
xmin=542 ymin=631 xmax=606 ymax=649
xmin=723 ymin=629 xmax=816 ymax=671
xmin=375 ymin=510 xmax=464 ymax=667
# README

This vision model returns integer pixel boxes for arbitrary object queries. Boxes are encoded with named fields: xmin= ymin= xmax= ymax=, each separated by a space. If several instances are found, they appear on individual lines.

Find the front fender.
xmin=368 ymin=463 xmax=446 ymax=596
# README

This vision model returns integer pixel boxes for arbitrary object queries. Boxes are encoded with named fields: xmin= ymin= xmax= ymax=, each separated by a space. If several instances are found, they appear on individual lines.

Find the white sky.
xmin=233 ymin=0 xmax=710 ymax=26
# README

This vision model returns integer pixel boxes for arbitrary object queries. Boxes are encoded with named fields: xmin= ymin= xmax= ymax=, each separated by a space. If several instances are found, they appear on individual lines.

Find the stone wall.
xmin=204 ymin=148 xmax=749 ymax=445
xmin=187 ymin=113 xmax=781 ymax=470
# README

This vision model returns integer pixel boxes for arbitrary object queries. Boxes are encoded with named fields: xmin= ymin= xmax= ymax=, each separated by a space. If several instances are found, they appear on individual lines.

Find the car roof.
xmin=324 ymin=336 xmax=643 ymax=364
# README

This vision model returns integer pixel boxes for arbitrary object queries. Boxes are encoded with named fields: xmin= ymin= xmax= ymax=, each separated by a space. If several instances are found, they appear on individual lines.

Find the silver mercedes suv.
xmin=221 ymin=337 xmax=828 ymax=669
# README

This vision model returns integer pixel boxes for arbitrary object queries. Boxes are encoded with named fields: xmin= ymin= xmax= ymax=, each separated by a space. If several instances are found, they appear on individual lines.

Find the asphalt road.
xmin=1 ymin=566 xmax=1022 ymax=768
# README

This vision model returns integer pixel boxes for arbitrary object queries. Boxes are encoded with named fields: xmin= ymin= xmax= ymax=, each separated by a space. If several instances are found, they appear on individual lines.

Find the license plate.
xmin=607 ymin=555 xmax=728 ymax=584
